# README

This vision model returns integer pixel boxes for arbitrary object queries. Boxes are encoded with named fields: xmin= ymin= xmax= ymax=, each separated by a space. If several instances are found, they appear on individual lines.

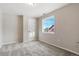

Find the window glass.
xmin=42 ymin=16 xmax=56 ymax=32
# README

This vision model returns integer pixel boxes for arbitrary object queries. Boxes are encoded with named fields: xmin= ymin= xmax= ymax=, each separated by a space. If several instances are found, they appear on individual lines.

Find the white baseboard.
xmin=39 ymin=40 xmax=79 ymax=55
xmin=52 ymin=43 xmax=79 ymax=55
xmin=2 ymin=41 xmax=16 ymax=45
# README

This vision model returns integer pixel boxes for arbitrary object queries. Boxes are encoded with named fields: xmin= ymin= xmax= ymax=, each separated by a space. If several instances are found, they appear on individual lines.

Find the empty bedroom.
xmin=0 ymin=3 xmax=79 ymax=56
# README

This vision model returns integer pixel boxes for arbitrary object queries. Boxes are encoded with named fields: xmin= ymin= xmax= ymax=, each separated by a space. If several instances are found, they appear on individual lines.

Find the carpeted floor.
xmin=0 ymin=41 xmax=77 ymax=56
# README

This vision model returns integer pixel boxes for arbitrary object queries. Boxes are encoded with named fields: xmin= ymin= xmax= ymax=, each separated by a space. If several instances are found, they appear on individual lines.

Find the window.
xmin=42 ymin=16 xmax=56 ymax=33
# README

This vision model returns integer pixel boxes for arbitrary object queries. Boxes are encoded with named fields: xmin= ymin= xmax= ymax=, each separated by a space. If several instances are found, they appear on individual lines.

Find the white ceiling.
xmin=0 ymin=3 xmax=68 ymax=17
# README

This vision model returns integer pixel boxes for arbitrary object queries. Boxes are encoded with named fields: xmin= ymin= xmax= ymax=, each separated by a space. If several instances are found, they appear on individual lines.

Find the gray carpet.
xmin=0 ymin=41 xmax=77 ymax=56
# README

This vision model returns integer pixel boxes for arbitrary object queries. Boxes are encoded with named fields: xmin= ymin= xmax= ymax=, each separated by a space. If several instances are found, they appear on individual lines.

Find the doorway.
xmin=17 ymin=15 xmax=23 ymax=43
xmin=27 ymin=18 xmax=36 ymax=41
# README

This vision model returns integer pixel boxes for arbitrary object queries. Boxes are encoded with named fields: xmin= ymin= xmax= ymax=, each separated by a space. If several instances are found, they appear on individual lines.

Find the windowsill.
xmin=42 ymin=32 xmax=55 ymax=34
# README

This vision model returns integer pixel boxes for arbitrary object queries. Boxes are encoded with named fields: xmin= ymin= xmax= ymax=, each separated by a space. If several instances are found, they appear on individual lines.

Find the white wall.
xmin=0 ymin=9 xmax=2 ymax=47
xmin=2 ymin=13 xmax=29 ymax=45
xmin=1 ymin=12 xmax=35 ymax=45
xmin=0 ymin=3 xmax=37 ymax=46
xmin=0 ymin=9 xmax=18 ymax=45
xmin=2 ymin=13 xmax=17 ymax=45
xmin=39 ymin=4 xmax=79 ymax=55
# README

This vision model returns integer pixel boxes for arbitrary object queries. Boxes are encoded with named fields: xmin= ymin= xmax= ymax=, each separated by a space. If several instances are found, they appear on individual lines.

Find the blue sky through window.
xmin=42 ymin=16 xmax=55 ymax=29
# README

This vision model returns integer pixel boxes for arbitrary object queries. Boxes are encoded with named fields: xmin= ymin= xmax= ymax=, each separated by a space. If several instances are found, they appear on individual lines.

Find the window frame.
xmin=42 ymin=16 xmax=56 ymax=34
